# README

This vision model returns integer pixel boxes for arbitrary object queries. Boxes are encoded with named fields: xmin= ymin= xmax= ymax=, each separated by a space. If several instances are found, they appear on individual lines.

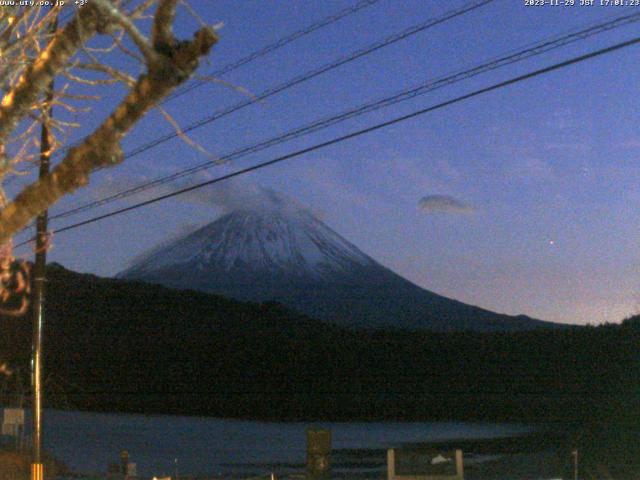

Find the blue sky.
xmin=12 ymin=0 xmax=640 ymax=325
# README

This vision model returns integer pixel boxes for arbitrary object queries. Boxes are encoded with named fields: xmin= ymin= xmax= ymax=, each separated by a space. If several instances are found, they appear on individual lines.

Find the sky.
xmin=9 ymin=0 xmax=640 ymax=325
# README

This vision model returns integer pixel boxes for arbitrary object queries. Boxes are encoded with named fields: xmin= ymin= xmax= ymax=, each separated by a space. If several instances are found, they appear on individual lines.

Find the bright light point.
xmin=549 ymin=240 xmax=555 ymax=245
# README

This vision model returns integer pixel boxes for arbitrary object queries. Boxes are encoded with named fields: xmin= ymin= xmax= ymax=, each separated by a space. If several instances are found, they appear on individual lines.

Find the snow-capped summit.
xmin=125 ymin=207 xmax=376 ymax=281
xmin=120 ymin=190 xmax=554 ymax=331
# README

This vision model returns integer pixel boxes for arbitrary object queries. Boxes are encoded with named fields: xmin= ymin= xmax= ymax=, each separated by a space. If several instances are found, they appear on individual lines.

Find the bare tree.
xmin=0 ymin=1 xmax=218 ymax=310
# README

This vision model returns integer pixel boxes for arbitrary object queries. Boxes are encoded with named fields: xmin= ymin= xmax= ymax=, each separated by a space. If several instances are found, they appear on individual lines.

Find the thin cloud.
xmin=418 ymin=195 xmax=474 ymax=214
xmin=96 ymin=170 xmax=319 ymax=218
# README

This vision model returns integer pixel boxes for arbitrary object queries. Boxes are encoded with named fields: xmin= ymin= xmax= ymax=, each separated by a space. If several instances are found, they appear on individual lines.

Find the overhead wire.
xmin=114 ymin=0 xmax=495 ymax=161
xmin=10 ymin=0 xmax=495 ymax=220
xmin=14 ymin=33 xmax=640 ymax=250
xmin=5 ymin=0 xmax=384 ymax=181
xmin=166 ymin=0 xmax=384 ymax=101
xmin=48 ymin=10 xmax=640 ymax=222
xmin=40 ymin=0 xmax=494 ymax=219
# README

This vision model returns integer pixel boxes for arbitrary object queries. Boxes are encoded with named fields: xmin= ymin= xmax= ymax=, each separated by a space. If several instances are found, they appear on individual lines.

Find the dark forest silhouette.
xmin=1 ymin=263 xmax=638 ymax=426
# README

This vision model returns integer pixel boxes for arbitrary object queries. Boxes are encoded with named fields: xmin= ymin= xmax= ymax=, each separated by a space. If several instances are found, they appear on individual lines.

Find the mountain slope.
xmin=120 ymin=195 xmax=555 ymax=332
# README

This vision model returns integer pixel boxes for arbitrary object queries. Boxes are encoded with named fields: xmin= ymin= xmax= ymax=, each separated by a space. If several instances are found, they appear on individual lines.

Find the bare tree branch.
xmin=93 ymin=0 xmax=158 ymax=64
xmin=0 ymin=6 xmax=99 ymax=144
xmin=152 ymin=0 xmax=178 ymax=50
xmin=0 ymin=25 xmax=218 ymax=244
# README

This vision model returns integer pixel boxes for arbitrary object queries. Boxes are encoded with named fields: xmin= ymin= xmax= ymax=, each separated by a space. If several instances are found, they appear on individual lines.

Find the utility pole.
xmin=31 ymin=10 xmax=57 ymax=480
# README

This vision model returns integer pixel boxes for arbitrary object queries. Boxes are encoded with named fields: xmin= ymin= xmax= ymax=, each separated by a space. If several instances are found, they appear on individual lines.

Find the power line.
xmin=166 ymin=0 xmax=384 ymax=101
xmin=14 ymin=34 xmax=639 ymax=249
xmin=13 ymin=0 xmax=492 ymax=202
xmin=7 ymin=0 xmax=383 ymax=181
xmin=49 ymin=10 xmax=640 ymax=221
xmin=41 ymin=0 xmax=493 ymax=217
xmin=121 ymin=0 xmax=494 ymax=159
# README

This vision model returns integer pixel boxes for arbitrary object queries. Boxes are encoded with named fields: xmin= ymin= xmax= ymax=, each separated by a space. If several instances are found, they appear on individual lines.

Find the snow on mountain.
xmin=120 ymin=190 xmax=555 ymax=332
xmin=123 ymin=196 xmax=375 ymax=280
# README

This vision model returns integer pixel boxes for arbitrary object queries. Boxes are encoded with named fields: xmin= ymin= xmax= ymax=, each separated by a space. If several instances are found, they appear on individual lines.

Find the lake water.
xmin=27 ymin=409 xmax=533 ymax=477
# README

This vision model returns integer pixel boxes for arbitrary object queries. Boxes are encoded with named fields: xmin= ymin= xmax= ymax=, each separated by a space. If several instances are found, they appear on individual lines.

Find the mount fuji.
xmin=119 ymin=190 xmax=554 ymax=331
